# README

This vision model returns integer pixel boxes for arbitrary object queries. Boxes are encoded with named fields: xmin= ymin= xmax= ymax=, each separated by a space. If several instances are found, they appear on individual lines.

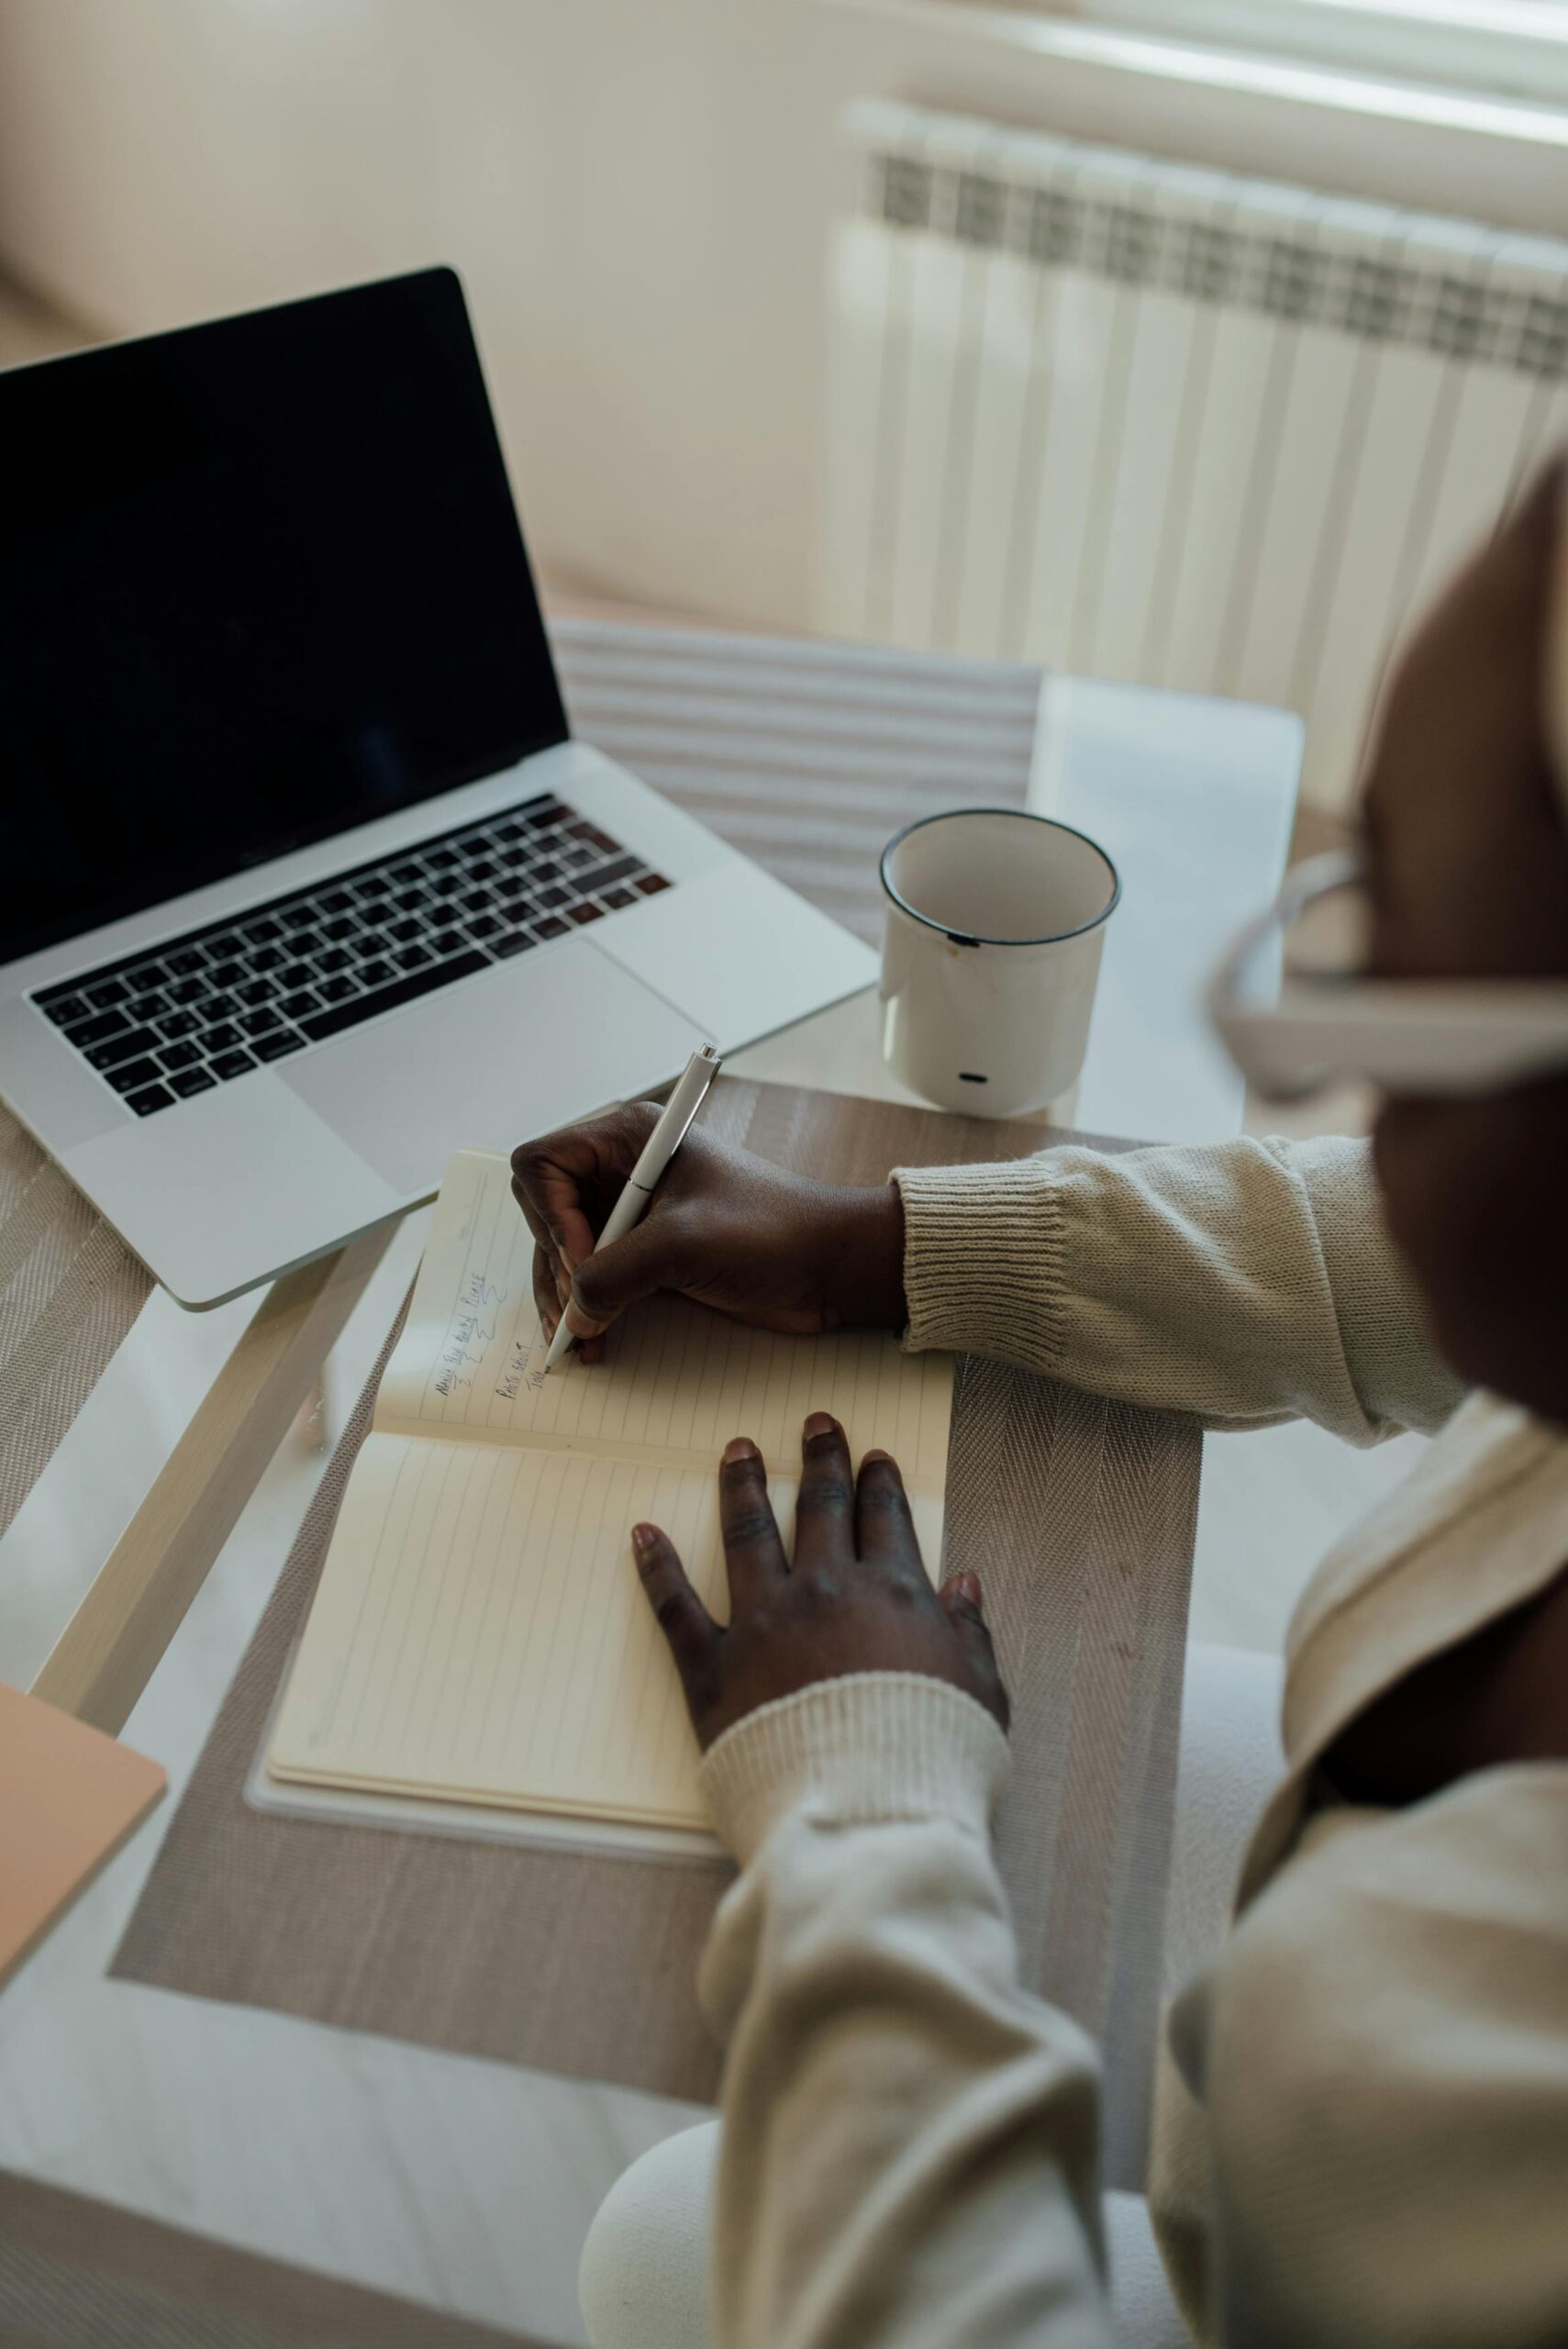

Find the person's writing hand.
xmin=629 ymin=1411 xmax=1008 ymax=1750
xmin=512 ymin=1105 xmax=906 ymax=1364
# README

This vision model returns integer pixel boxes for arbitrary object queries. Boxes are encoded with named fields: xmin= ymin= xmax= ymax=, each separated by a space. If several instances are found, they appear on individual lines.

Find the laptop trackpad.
xmin=282 ymin=942 xmax=696 ymax=1197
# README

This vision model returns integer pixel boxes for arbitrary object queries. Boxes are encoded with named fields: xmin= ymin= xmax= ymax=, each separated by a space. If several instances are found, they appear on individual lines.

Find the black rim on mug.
xmin=879 ymin=806 xmax=1121 ymax=951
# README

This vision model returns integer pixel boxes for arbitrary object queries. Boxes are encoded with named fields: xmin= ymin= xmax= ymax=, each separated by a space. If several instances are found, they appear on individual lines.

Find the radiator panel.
xmin=820 ymin=103 xmax=1568 ymax=812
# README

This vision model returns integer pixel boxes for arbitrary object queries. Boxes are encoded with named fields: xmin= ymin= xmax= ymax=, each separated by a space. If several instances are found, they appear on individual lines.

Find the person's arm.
xmin=513 ymin=1114 xmax=1461 ymax=1444
xmin=631 ymin=1419 xmax=1114 ymax=2349
xmin=697 ymin=1680 xmax=1109 ymax=2349
xmin=896 ymin=1134 xmax=1462 ymax=1445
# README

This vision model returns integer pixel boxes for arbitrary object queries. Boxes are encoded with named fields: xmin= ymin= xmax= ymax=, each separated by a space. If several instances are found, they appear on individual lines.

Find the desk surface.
xmin=0 ymin=626 xmax=1299 ymax=2343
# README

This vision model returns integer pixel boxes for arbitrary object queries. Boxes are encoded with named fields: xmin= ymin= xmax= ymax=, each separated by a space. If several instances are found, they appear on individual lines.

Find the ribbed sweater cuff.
xmin=697 ymin=1672 xmax=1010 ymax=1866
xmin=895 ymin=1156 xmax=1067 ymax=1372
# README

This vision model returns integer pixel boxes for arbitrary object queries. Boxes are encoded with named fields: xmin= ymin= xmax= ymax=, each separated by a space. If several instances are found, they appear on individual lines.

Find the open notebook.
xmin=268 ymin=1149 xmax=953 ymax=1832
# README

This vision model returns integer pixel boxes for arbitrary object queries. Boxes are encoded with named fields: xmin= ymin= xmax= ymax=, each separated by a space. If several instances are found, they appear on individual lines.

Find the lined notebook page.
xmin=269 ymin=1150 xmax=952 ymax=1831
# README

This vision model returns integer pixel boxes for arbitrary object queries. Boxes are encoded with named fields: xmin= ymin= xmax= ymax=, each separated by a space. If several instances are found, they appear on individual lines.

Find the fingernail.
xmin=803 ymin=1411 xmax=837 ymax=1441
xmin=862 ymin=1447 xmax=893 ymax=1465
xmin=631 ymin=1523 xmax=658 ymax=1553
xmin=721 ymin=1436 xmax=760 ymax=1465
xmin=954 ymin=1571 xmax=982 ymax=1605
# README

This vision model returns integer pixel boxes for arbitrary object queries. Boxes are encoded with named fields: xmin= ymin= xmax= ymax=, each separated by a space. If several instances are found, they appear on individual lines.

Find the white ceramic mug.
xmin=879 ymin=807 xmax=1119 ymax=1117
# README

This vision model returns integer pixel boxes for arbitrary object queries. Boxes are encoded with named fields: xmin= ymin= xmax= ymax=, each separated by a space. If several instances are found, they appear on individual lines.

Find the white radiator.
xmin=820 ymin=101 xmax=1568 ymax=812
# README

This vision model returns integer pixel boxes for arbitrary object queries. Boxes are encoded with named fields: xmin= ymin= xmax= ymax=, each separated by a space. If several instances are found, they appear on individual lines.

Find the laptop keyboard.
xmin=32 ymin=794 xmax=671 ymax=1119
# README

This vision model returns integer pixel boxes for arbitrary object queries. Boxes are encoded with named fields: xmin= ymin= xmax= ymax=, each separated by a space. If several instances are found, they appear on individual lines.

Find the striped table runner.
xmin=0 ymin=1103 xmax=151 ymax=1542
xmin=551 ymin=619 xmax=1043 ymax=942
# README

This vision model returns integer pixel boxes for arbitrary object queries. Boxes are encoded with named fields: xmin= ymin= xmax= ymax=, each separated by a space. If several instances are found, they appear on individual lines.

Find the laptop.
xmin=0 ymin=269 xmax=875 ymax=1307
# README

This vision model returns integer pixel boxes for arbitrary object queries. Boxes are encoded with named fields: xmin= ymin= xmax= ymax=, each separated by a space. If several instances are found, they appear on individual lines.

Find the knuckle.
xmin=806 ymin=1473 xmax=854 ymax=1517
xmin=510 ymin=1140 xmax=553 ymax=1186
xmin=722 ymin=1505 xmax=778 ymax=1550
xmin=651 ymin=1586 xmax=693 ymax=1638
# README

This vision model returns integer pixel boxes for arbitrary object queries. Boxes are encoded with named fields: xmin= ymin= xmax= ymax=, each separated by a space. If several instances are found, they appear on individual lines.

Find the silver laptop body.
xmin=0 ymin=273 xmax=873 ymax=1305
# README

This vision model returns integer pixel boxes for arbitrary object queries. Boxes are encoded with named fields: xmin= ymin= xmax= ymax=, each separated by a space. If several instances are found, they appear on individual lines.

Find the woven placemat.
xmin=0 ymin=1102 xmax=152 ymax=1541
xmin=113 ymin=1079 xmax=1198 ymax=2189
xmin=0 ymin=2169 xmax=543 ymax=2349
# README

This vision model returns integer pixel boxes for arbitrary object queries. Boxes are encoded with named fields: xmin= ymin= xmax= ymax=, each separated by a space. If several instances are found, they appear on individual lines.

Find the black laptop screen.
xmin=0 ymin=268 xmax=568 ymax=963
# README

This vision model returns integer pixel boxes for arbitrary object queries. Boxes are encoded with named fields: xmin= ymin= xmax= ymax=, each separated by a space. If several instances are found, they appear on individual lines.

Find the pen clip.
xmin=656 ymin=1044 xmax=721 ymax=1166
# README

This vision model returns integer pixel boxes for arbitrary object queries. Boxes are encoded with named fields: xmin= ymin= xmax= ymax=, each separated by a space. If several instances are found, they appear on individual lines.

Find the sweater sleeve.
xmin=696 ymin=1674 xmax=1113 ymax=2349
xmin=895 ymin=1134 xmax=1462 ymax=1445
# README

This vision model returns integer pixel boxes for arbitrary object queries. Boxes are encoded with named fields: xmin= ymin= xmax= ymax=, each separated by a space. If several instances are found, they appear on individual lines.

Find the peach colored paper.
xmin=0 ymin=1684 xmax=165 ymax=1987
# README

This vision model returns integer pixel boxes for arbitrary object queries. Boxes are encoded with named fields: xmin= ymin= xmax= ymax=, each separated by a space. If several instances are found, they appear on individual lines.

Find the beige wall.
xmin=0 ymin=0 xmax=1559 ymax=630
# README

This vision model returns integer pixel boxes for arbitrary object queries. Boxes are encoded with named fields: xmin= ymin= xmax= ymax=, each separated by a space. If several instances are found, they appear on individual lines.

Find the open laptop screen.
xmin=1 ymin=268 xmax=567 ymax=964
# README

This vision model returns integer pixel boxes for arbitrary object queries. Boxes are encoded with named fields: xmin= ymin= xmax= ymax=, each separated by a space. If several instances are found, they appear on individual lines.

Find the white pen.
xmin=543 ymin=1043 xmax=724 ymax=1373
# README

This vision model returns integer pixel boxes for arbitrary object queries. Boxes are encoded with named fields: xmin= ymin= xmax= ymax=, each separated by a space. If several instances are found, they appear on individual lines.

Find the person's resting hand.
xmin=629 ymin=1409 xmax=1008 ymax=1750
xmin=511 ymin=1104 xmax=906 ymax=1364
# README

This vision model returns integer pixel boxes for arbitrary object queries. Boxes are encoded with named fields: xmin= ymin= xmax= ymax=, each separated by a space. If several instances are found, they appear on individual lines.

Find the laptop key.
xmin=164 ymin=949 xmax=206 ymax=977
xmin=127 ymin=990 xmax=169 ymax=1023
xmin=202 ymin=1023 xmax=242 ymax=1052
xmin=241 ymin=1008 xmax=282 ymax=1037
xmin=241 ymin=917 xmax=284 ymax=945
xmin=250 ymin=944 xmax=284 ymax=972
xmin=468 ymin=912 xmax=502 ymax=940
xmin=492 ymin=929 xmax=535 ymax=959
xmin=161 ymin=1041 xmax=202 ymax=1072
xmin=321 ymin=914 xmax=360 ymax=941
xmin=165 ymin=976 xmax=207 ymax=1007
xmin=315 ymin=946 xmax=351 ymax=974
xmin=298 ymin=947 xmax=488 ymax=1044
xmin=603 ymin=887 xmax=635 ymax=910
xmin=237 ymin=978 xmax=277 ymax=1006
xmin=386 ymin=918 xmax=420 ymax=944
xmin=161 ymin=1009 xmax=199 ymax=1039
xmin=317 ymin=974 xmax=359 ymax=1001
xmin=395 ymin=944 xmax=432 ymax=972
xmin=85 ymin=978 xmax=130 ymax=1009
xmin=64 ymin=1007 xmax=131 ymax=1050
xmin=280 ymin=905 xmax=317 ymax=931
xmin=107 ymin=1056 xmax=166 ymax=1096
xmin=568 ymin=902 xmax=606 ymax=926
xmin=86 ymin=1027 xmax=160 ymax=1073
xmin=126 ymin=1083 xmax=175 ymax=1118
xmin=277 ymin=990 xmax=320 ymax=1021
xmin=635 ymin=873 xmax=672 ymax=896
xmin=169 ymin=1066 xmax=217 ymax=1099
xmin=319 ymin=889 xmax=353 ymax=915
xmin=46 ymin=991 xmax=91 ymax=1027
xmin=252 ymin=1028 xmax=306 ymax=1063
xmin=207 ymin=959 xmax=246 ymax=989
xmin=581 ymin=854 xmax=641 ymax=894
xmin=534 ymin=916 xmax=569 ymax=940
xmin=359 ymin=958 xmax=393 ymax=987
xmin=210 ymin=1049 xmax=258 ymax=1082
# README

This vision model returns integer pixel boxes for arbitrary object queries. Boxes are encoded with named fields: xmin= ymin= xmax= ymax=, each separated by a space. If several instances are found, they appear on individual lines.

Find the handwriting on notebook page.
xmin=381 ymin=1151 xmax=951 ymax=1488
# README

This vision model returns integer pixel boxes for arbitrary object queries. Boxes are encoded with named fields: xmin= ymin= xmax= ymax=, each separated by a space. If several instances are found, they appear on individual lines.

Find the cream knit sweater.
xmin=694 ymin=1136 xmax=1568 ymax=2348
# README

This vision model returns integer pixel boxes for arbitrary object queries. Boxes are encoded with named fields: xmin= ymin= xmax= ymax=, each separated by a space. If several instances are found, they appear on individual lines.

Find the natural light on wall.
xmin=949 ymin=0 xmax=1568 ymax=106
